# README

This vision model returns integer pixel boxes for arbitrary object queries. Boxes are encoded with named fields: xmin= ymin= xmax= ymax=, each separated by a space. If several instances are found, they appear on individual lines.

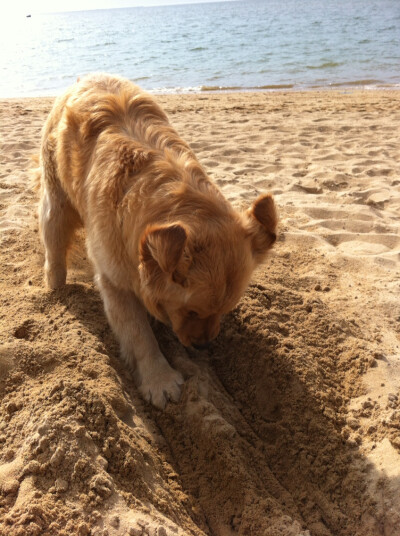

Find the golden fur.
xmin=37 ymin=73 xmax=277 ymax=408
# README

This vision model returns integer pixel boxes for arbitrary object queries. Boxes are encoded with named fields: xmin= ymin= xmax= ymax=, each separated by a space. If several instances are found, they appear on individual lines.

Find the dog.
xmin=36 ymin=73 xmax=277 ymax=408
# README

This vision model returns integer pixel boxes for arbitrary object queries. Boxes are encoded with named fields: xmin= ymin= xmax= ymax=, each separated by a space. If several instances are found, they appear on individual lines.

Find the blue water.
xmin=0 ymin=0 xmax=399 ymax=97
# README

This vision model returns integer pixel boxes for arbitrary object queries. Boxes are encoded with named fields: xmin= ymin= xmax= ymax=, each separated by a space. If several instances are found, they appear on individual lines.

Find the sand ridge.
xmin=1 ymin=90 xmax=400 ymax=535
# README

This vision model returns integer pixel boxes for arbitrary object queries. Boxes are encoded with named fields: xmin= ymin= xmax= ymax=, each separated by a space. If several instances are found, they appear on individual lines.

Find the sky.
xmin=3 ymin=0 xmax=234 ymax=16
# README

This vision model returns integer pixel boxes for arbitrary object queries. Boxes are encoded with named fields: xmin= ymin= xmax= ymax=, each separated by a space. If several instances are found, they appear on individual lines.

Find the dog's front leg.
xmin=95 ymin=274 xmax=184 ymax=409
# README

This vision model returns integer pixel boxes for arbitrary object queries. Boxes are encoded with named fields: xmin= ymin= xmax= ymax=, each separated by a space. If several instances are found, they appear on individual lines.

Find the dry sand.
xmin=1 ymin=89 xmax=400 ymax=536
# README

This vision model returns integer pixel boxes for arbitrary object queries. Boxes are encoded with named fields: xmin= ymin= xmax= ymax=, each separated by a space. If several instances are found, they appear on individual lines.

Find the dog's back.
xmin=40 ymin=73 xmax=202 ymax=215
xmin=38 ymin=74 xmax=228 ymax=287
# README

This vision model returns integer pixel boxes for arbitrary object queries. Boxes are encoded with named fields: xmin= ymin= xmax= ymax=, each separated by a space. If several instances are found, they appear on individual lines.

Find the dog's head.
xmin=138 ymin=193 xmax=277 ymax=348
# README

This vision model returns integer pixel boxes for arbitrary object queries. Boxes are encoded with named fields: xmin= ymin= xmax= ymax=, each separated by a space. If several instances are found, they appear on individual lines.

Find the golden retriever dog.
xmin=37 ymin=73 xmax=277 ymax=408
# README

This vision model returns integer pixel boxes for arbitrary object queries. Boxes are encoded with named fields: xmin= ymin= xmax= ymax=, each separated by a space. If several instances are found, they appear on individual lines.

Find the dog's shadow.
xmin=152 ymin=281 xmax=399 ymax=534
xmin=52 ymin=281 xmax=197 ymax=382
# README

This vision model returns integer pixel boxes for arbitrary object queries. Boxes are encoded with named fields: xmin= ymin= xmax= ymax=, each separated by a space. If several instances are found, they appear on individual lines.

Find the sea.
xmin=0 ymin=0 xmax=399 ymax=97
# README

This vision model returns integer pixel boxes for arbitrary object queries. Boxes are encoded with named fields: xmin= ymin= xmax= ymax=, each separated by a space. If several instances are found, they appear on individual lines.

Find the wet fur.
xmin=37 ymin=73 xmax=277 ymax=408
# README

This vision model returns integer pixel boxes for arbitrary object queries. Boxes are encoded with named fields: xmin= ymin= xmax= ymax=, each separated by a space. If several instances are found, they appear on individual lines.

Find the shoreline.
xmin=1 ymin=82 xmax=400 ymax=100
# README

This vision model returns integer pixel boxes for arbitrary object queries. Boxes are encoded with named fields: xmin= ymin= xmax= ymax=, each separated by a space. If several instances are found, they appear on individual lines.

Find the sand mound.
xmin=1 ymin=91 xmax=400 ymax=535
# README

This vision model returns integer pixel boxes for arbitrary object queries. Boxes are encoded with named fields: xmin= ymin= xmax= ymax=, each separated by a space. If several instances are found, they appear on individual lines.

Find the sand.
xmin=1 ymin=89 xmax=400 ymax=536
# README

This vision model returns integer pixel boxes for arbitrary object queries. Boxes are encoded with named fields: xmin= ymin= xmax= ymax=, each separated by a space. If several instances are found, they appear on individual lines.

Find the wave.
xmin=201 ymin=85 xmax=242 ymax=91
xmin=329 ymin=79 xmax=383 ymax=87
xmin=257 ymin=84 xmax=295 ymax=90
xmin=149 ymin=86 xmax=203 ymax=94
xmin=91 ymin=41 xmax=117 ymax=48
xmin=151 ymin=80 xmax=393 ymax=95
xmin=150 ymin=81 xmax=398 ymax=95
xmin=306 ymin=62 xmax=342 ymax=70
xmin=201 ymin=84 xmax=294 ymax=92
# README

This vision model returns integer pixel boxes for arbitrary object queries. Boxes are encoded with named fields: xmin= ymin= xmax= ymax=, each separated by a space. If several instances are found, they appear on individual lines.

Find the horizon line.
xmin=26 ymin=0 xmax=239 ymax=17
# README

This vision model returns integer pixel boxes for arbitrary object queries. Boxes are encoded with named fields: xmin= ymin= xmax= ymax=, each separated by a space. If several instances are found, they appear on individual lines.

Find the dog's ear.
xmin=246 ymin=194 xmax=277 ymax=260
xmin=140 ymin=223 xmax=188 ymax=276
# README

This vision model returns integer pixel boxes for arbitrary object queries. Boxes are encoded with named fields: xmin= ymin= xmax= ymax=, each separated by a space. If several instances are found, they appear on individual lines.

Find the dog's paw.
xmin=139 ymin=367 xmax=184 ymax=409
xmin=45 ymin=264 xmax=66 ymax=289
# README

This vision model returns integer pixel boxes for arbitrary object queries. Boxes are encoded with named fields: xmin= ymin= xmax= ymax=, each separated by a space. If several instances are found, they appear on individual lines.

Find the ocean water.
xmin=0 ymin=0 xmax=399 ymax=97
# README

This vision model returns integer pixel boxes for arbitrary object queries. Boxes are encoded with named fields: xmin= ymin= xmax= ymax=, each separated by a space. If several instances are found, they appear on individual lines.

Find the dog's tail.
xmin=30 ymin=153 xmax=41 ymax=193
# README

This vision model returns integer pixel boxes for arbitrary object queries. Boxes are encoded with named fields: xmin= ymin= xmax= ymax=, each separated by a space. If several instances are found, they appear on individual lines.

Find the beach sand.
xmin=1 ymin=90 xmax=400 ymax=536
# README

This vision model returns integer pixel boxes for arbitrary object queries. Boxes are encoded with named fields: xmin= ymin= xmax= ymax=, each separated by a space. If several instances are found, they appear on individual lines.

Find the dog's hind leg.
xmin=38 ymin=140 xmax=80 ymax=289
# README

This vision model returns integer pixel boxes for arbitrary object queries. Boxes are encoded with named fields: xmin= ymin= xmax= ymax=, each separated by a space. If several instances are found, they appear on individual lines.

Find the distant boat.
xmin=26 ymin=14 xmax=31 ymax=18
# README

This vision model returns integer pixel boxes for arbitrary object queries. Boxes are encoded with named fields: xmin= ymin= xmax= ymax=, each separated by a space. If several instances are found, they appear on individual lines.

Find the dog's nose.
xmin=192 ymin=342 xmax=211 ymax=350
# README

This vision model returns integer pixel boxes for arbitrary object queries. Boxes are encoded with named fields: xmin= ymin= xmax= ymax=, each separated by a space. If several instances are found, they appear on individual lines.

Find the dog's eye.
xmin=187 ymin=310 xmax=199 ymax=319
